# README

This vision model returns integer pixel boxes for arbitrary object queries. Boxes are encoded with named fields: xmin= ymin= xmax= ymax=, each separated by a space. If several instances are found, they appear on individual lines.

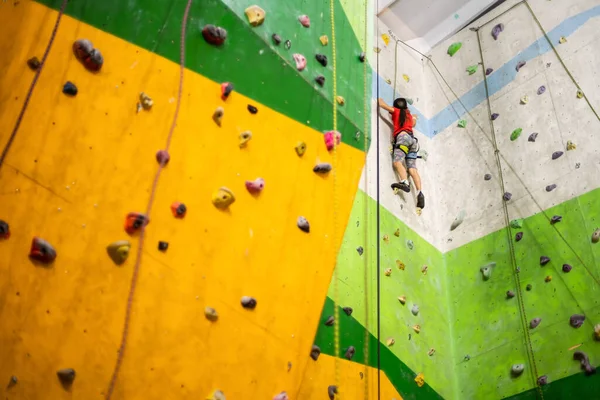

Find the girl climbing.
xmin=378 ymin=97 xmax=425 ymax=210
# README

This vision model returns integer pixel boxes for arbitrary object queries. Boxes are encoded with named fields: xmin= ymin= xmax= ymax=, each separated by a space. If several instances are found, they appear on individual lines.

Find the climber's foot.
xmin=417 ymin=192 xmax=425 ymax=209
xmin=391 ymin=182 xmax=410 ymax=193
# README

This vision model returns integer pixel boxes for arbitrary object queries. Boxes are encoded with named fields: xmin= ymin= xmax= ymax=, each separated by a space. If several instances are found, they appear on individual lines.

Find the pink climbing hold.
xmin=273 ymin=392 xmax=289 ymax=400
xmin=293 ymin=54 xmax=306 ymax=71
xmin=298 ymin=15 xmax=310 ymax=27
xmin=156 ymin=150 xmax=170 ymax=166
xmin=245 ymin=178 xmax=265 ymax=194
xmin=324 ymin=130 xmax=341 ymax=151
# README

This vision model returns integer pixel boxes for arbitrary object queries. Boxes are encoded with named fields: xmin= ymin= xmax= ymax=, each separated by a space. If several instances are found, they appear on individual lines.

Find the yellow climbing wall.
xmin=0 ymin=2 xmax=403 ymax=399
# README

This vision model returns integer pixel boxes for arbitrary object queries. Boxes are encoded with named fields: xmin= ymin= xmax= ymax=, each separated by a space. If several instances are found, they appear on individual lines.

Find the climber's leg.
xmin=408 ymin=168 xmax=425 ymax=209
xmin=391 ymin=134 xmax=411 ymax=193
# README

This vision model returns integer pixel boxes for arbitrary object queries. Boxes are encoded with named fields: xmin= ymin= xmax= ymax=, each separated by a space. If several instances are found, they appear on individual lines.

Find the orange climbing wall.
xmin=0 ymin=2 xmax=390 ymax=399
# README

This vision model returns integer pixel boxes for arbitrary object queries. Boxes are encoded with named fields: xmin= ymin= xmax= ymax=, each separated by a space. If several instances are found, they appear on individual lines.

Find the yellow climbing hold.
xmin=384 ymin=268 xmax=392 ymax=276
xmin=383 ymin=234 xmax=389 ymax=243
xmin=239 ymin=131 xmax=252 ymax=148
xmin=415 ymin=373 xmax=425 ymax=387
xmin=245 ymin=5 xmax=266 ymax=26
xmin=545 ymin=275 xmax=552 ymax=282
xmin=139 ymin=92 xmax=153 ymax=110
xmin=212 ymin=187 xmax=235 ymax=209
xmin=386 ymin=338 xmax=395 ymax=346
xmin=398 ymin=295 xmax=406 ymax=305
xmin=320 ymin=35 xmax=328 ymax=46
xmin=381 ymin=33 xmax=390 ymax=46
xmin=396 ymin=260 xmax=405 ymax=270
xmin=403 ymin=74 xmax=410 ymax=83
xmin=336 ymin=96 xmax=345 ymax=105
xmin=374 ymin=47 xmax=381 ymax=53
xmin=559 ymin=36 xmax=567 ymax=44
xmin=428 ymin=348 xmax=436 ymax=356
xmin=413 ymin=324 xmax=421 ymax=333
xmin=421 ymin=265 xmax=428 ymax=275
xmin=385 ymin=78 xmax=392 ymax=84
xmin=577 ymin=90 xmax=584 ymax=99
xmin=106 ymin=240 xmax=131 ymax=265
xmin=567 ymin=140 xmax=576 ymax=151
xmin=295 ymin=141 xmax=307 ymax=156
xmin=594 ymin=324 xmax=600 ymax=340
xmin=520 ymin=95 xmax=529 ymax=105
xmin=394 ymin=228 xmax=400 ymax=237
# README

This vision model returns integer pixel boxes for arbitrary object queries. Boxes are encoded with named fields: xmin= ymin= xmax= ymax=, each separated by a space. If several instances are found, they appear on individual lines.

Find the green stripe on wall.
xmin=36 ymin=0 xmax=370 ymax=152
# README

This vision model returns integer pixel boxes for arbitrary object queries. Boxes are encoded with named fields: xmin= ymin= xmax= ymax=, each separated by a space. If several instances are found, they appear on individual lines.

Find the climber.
xmin=378 ymin=97 xmax=425 ymax=209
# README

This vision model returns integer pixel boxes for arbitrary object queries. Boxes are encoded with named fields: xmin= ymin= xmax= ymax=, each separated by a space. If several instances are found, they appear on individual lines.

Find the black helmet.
xmin=393 ymin=98 xmax=407 ymax=109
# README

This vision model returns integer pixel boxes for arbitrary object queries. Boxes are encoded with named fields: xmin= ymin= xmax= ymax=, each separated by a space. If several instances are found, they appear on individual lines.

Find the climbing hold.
xmin=272 ymin=34 xmax=282 ymax=45
xmin=29 ymin=237 xmax=57 ymax=264
xmin=407 ymin=240 xmax=414 ymax=250
xmin=245 ymin=178 xmax=265 ymax=194
xmin=316 ymin=54 xmax=328 ymax=67
xmin=62 ymin=81 xmax=78 ymax=96
xmin=562 ymin=264 xmax=572 ymax=273
xmin=406 ymin=98 xmax=414 ymax=105
xmin=457 ymin=119 xmax=467 ymax=128
xmin=503 ymin=192 xmax=512 ymax=201
xmin=0 ymin=220 xmax=10 ymax=239
xmin=546 ymin=184 xmax=557 ymax=192
xmin=506 ymin=290 xmax=515 ymax=299
xmin=27 ymin=57 xmax=41 ymax=71
xmin=297 ymin=216 xmax=310 ymax=233
xmin=411 ymin=304 xmax=419 ymax=316
xmin=540 ymin=256 xmax=550 ymax=266
xmin=72 ymin=39 xmax=103 ymax=72
xmin=386 ymin=338 xmax=395 ymax=346
xmin=202 ymin=25 xmax=227 ymax=46
xmin=344 ymin=346 xmax=355 ymax=360
xmin=320 ymin=35 xmax=328 ymax=46
xmin=484 ymin=174 xmax=492 ymax=181
xmin=551 ymin=215 xmax=562 ymax=224
xmin=293 ymin=54 xmax=306 ymax=71
xmin=204 ymin=307 xmax=218 ymax=321
xmin=295 ymin=142 xmax=307 ymax=156
xmin=491 ymin=23 xmax=504 ymax=40
xmin=7 ymin=376 xmax=17 ymax=388
xmin=537 ymin=86 xmax=546 ymax=95
xmin=511 ymin=364 xmax=525 ymax=377
xmin=528 ymin=132 xmax=538 ymax=142
xmin=298 ymin=15 xmax=310 ymax=27
xmin=491 ymin=113 xmax=499 ymax=120
xmin=139 ymin=92 xmax=153 ymax=110
xmin=384 ymin=268 xmax=392 ymax=276
xmin=397 ymin=260 xmax=405 ymax=270
xmin=56 ymin=369 xmax=76 ymax=388
xmin=516 ymin=61 xmax=526 ymax=72
xmin=106 ymin=240 xmax=131 ymax=265
xmin=464 ymin=355 xmax=471 ymax=361
xmin=559 ymin=36 xmax=567 ymax=44
xmin=207 ymin=390 xmax=226 ymax=400
xmin=567 ymin=141 xmax=576 ymax=151
xmin=220 ymin=82 xmax=234 ymax=101
xmin=526 ymin=284 xmax=532 ymax=291
xmin=480 ymin=263 xmax=494 ymax=280
xmin=284 ymin=40 xmax=291 ymax=50
xmin=327 ymin=385 xmax=338 ymax=400
xmin=156 ymin=150 xmax=170 ymax=166
xmin=213 ymin=107 xmax=224 ymax=126
xmin=273 ymin=392 xmax=289 ymax=400
xmin=343 ymin=307 xmax=353 ymax=316
xmin=428 ymin=348 xmax=436 ymax=356
xmin=239 ymin=131 xmax=253 ymax=148
xmin=324 ymin=316 xmax=334 ymax=326
xmin=247 ymin=104 xmax=258 ymax=114
xmin=510 ymin=219 xmax=523 ymax=228
xmin=241 ymin=296 xmax=257 ymax=309
xmin=124 ymin=212 xmax=150 ymax=234
xmin=574 ymin=351 xmax=596 ymax=375
xmin=356 ymin=246 xmax=364 ymax=256
xmin=170 ymin=202 xmax=187 ymax=218
xmin=552 ymin=151 xmax=563 ymax=160
xmin=324 ymin=131 xmax=341 ymax=151
xmin=595 ymin=325 xmax=600 ymax=341
xmin=158 ymin=241 xmax=169 ymax=251
xmin=570 ymin=314 xmax=585 ymax=328
xmin=415 ymin=373 xmax=425 ymax=387
xmin=315 ymin=75 xmax=325 ymax=86
xmin=394 ymin=228 xmax=400 ymax=237
xmin=402 ymin=74 xmax=410 ymax=83
xmin=447 ymin=42 xmax=462 ymax=57
xmin=538 ymin=376 xmax=548 ymax=386
xmin=358 ymin=52 xmax=366 ymax=63
xmin=515 ymin=232 xmax=523 ymax=242
xmin=383 ymin=234 xmax=389 ymax=243
xmin=592 ymin=229 xmax=600 ymax=243
xmin=577 ymin=90 xmax=584 ymax=99
xmin=510 ymin=128 xmax=523 ymax=141
xmin=245 ymin=5 xmax=266 ymax=26
xmin=398 ymin=295 xmax=406 ymax=305
xmin=212 ymin=187 xmax=235 ymax=209
xmin=520 ymin=95 xmax=529 ymax=105
xmin=545 ymin=275 xmax=552 ymax=282
xmin=336 ymin=96 xmax=345 ymax=106
xmin=466 ymin=65 xmax=478 ymax=75
xmin=530 ymin=318 xmax=542 ymax=329
xmin=450 ymin=210 xmax=466 ymax=231
xmin=486 ymin=68 xmax=494 ymax=76
xmin=381 ymin=33 xmax=390 ymax=46
xmin=310 ymin=345 xmax=321 ymax=360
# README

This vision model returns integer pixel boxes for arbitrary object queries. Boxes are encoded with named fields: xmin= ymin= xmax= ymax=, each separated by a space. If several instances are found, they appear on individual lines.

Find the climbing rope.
xmin=0 ymin=0 xmax=69 ymax=168
xmin=375 ymin=0 xmax=382 ymax=397
xmin=104 ymin=0 xmax=193 ymax=398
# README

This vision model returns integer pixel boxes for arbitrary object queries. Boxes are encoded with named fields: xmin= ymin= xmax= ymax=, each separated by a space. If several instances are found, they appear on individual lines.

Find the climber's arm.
xmin=378 ymin=98 xmax=394 ymax=113
xmin=412 ymin=114 xmax=417 ymax=127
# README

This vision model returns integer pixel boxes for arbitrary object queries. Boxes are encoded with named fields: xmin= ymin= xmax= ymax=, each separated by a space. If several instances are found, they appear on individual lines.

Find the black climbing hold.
xmin=27 ymin=57 xmax=41 ymax=71
xmin=546 ymin=184 xmax=557 ymax=192
xmin=356 ymin=246 xmax=364 ymax=256
xmin=202 ymin=24 xmax=227 ymax=46
xmin=503 ymin=192 xmax=512 ymax=201
xmin=325 ymin=316 xmax=334 ymax=326
xmin=344 ymin=346 xmax=355 ymax=360
xmin=297 ymin=216 xmax=310 ymax=233
xmin=62 ymin=81 xmax=78 ymax=96
xmin=486 ymin=68 xmax=493 ymax=76
xmin=328 ymin=385 xmax=338 ymax=400
xmin=284 ymin=40 xmax=291 ymax=50
xmin=526 ymin=284 xmax=532 ymax=291
xmin=562 ymin=264 xmax=572 ymax=273
xmin=537 ymin=375 xmax=548 ymax=386
xmin=516 ymin=61 xmax=526 ymax=72
xmin=57 ymin=368 xmax=76 ymax=386
xmin=491 ymin=113 xmax=499 ymax=120
xmin=552 ymin=151 xmax=563 ymax=160
xmin=313 ymin=163 xmax=332 ymax=174
xmin=359 ymin=52 xmax=366 ymax=62
xmin=551 ymin=215 xmax=562 ymax=224
xmin=574 ymin=351 xmax=596 ymax=375
xmin=343 ymin=307 xmax=353 ymax=316
xmin=506 ymin=290 xmax=515 ymax=298
xmin=310 ymin=345 xmax=321 ymax=361
xmin=515 ymin=232 xmax=523 ymax=242
xmin=220 ymin=82 xmax=234 ymax=101
xmin=528 ymin=132 xmax=538 ymax=142
xmin=530 ymin=317 xmax=542 ymax=329
xmin=0 ymin=220 xmax=10 ymax=239
xmin=158 ymin=241 xmax=169 ymax=251
xmin=247 ymin=104 xmax=258 ymax=114
xmin=7 ymin=375 xmax=17 ymax=388
xmin=540 ymin=256 xmax=550 ymax=266
xmin=316 ymin=54 xmax=328 ymax=67
xmin=315 ymin=75 xmax=325 ymax=87
xmin=570 ymin=314 xmax=585 ymax=328
xmin=272 ymin=33 xmax=282 ymax=45
xmin=484 ymin=174 xmax=492 ymax=181
xmin=241 ymin=296 xmax=257 ymax=309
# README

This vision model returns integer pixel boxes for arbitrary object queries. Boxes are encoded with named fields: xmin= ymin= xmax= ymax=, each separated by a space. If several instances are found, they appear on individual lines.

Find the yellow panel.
xmin=0 ymin=2 xmax=365 ymax=399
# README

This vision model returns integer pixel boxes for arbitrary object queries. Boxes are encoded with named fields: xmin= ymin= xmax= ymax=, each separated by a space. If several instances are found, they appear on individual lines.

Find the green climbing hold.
xmin=448 ymin=42 xmax=462 ymax=57
xmin=458 ymin=119 xmax=467 ymax=128
xmin=466 ymin=65 xmax=478 ymax=75
xmin=510 ymin=219 xmax=523 ymax=229
xmin=510 ymin=128 xmax=523 ymax=141
xmin=406 ymin=98 xmax=414 ymax=105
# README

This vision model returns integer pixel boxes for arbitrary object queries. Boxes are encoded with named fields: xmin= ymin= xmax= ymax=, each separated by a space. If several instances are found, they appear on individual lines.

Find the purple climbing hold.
xmin=484 ymin=174 xmax=492 ymax=181
xmin=562 ymin=264 xmax=572 ymax=273
xmin=570 ymin=314 xmax=585 ymax=328
xmin=0 ymin=220 xmax=10 ymax=239
xmin=344 ymin=346 xmax=355 ymax=360
xmin=515 ymin=232 xmax=523 ymax=242
xmin=315 ymin=54 xmax=328 ymax=67
xmin=516 ymin=61 xmax=526 ymax=72
xmin=310 ymin=345 xmax=321 ymax=361
xmin=486 ymin=68 xmax=494 ymax=76
xmin=491 ymin=113 xmax=499 ymax=120
xmin=552 ymin=151 xmax=563 ymax=160
xmin=328 ymin=385 xmax=338 ymax=400
xmin=546 ymin=184 xmax=557 ymax=192
xmin=156 ymin=150 xmax=170 ymax=166
xmin=503 ymin=192 xmax=512 ymax=201
xmin=506 ymin=290 xmax=515 ymax=299
xmin=540 ymin=256 xmax=550 ymax=266
xmin=491 ymin=23 xmax=504 ymax=40
xmin=528 ymin=132 xmax=538 ymax=142
xmin=551 ymin=215 xmax=562 ymax=224
xmin=538 ymin=375 xmax=548 ymax=386
xmin=573 ymin=351 xmax=596 ymax=375
xmin=530 ymin=317 xmax=542 ymax=329
xmin=315 ymin=75 xmax=325 ymax=87
xmin=537 ymin=86 xmax=546 ymax=95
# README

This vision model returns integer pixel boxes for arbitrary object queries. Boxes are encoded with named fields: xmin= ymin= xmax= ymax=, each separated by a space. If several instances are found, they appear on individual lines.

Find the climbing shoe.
xmin=391 ymin=181 xmax=410 ymax=193
xmin=417 ymin=192 xmax=425 ymax=209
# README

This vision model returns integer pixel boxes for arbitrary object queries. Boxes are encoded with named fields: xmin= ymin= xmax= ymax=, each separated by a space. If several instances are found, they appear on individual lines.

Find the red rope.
xmin=104 ymin=1 xmax=193 ymax=398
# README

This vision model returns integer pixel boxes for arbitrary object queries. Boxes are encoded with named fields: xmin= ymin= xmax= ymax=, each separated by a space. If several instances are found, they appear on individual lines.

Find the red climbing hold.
xmin=0 ymin=220 xmax=10 ymax=239
xmin=324 ymin=131 xmax=341 ymax=151
xmin=221 ymin=82 xmax=234 ymax=101
xmin=245 ymin=178 xmax=265 ymax=194
xmin=73 ymin=39 xmax=103 ymax=72
xmin=29 ymin=237 xmax=57 ymax=264
xmin=156 ymin=150 xmax=170 ymax=166
xmin=202 ymin=25 xmax=228 ymax=46
xmin=124 ymin=212 xmax=150 ymax=235
xmin=170 ymin=202 xmax=187 ymax=218
xmin=298 ymin=15 xmax=310 ymax=27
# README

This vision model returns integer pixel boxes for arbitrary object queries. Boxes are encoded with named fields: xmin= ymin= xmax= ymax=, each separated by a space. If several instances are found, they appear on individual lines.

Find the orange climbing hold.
xmin=124 ymin=212 xmax=150 ymax=235
xmin=170 ymin=202 xmax=187 ymax=218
